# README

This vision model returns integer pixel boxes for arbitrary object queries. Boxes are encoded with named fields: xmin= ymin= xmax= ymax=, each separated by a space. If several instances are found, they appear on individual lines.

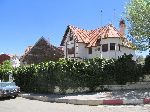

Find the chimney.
xmin=119 ymin=19 xmax=126 ymax=36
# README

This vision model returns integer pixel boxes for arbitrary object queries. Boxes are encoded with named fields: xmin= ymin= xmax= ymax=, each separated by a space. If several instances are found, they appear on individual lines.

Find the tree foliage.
xmin=126 ymin=0 xmax=150 ymax=51
xmin=143 ymin=55 xmax=150 ymax=74
xmin=136 ymin=55 xmax=145 ymax=64
xmin=0 ymin=60 xmax=13 ymax=81
xmin=114 ymin=54 xmax=141 ymax=84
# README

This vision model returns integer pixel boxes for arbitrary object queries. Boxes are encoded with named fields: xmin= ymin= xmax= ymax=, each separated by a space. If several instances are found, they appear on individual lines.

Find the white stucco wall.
xmin=76 ymin=43 xmax=87 ymax=59
xmin=11 ymin=57 xmax=20 ymax=68
xmin=62 ymin=33 xmax=135 ymax=60
xmin=63 ymin=30 xmax=75 ymax=58
xmin=85 ymin=38 xmax=135 ymax=60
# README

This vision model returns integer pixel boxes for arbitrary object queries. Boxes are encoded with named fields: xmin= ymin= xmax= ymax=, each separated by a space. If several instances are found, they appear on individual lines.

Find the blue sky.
xmin=0 ymin=0 xmax=148 ymax=56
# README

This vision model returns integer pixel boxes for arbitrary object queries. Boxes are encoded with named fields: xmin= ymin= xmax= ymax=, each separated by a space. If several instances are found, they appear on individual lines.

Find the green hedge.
xmin=143 ymin=55 xmax=150 ymax=75
xmin=0 ymin=54 xmax=144 ymax=93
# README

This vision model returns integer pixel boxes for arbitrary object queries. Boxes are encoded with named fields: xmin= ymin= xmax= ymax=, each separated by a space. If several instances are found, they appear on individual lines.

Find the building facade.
xmin=60 ymin=20 xmax=136 ymax=60
xmin=0 ymin=53 xmax=20 ymax=67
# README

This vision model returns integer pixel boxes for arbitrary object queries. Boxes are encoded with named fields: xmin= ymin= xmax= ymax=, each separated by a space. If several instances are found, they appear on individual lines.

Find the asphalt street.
xmin=0 ymin=97 xmax=150 ymax=112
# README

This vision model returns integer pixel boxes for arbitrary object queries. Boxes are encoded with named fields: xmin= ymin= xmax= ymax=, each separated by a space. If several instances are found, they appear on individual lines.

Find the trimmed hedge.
xmin=143 ymin=55 xmax=150 ymax=74
xmin=1 ymin=54 xmax=144 ymax=93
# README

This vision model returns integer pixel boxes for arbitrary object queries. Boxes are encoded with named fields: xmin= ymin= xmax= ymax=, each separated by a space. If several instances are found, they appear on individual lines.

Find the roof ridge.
xmin=61 ymin=24 xmax=130 ymax=47
xmin=68 ymin=25 xmax=89 ymax=32
xmin=69 ymin=26 xmax=90 ymax=43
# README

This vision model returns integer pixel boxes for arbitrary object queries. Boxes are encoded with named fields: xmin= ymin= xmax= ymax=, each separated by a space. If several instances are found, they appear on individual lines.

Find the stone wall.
xmin=53 ymin=82 xmax=150 ymax=94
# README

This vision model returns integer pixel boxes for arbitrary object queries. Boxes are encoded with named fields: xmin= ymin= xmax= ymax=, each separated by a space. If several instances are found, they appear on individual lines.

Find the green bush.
xmin=0 ymin=54 xmax=144 ymax=93
xmin=114 ymin=54 xmax=142 ymax=85
xmin=143 ymin=55 xmax=150 ymax=74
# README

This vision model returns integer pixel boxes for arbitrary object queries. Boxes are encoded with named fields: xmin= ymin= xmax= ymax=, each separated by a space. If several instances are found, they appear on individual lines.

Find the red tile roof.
xmin=61 ymin=24 xmax=133 ymax=48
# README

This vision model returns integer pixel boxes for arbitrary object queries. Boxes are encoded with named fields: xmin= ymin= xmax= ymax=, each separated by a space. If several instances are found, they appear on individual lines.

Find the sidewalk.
xmin=20 ymin=89 xmax=150 ymax=106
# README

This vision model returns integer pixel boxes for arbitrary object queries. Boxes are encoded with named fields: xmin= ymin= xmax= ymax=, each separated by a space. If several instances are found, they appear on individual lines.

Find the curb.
xmin=20 ymin=94 xmax=150 ymax=106
xmin=123 ymin=99 xmax=143 ymax=105
xmin=68 ymin=99 xmax=103 ymax=106
xmin=103 ymin=99 xmax=123 ymax=105
xmin=144 ymin=98 xmax=150 ymax=104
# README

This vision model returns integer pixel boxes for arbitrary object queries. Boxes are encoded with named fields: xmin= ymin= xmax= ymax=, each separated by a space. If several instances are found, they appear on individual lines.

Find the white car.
xmin=0 ymin=82 xmax=20 ymax=98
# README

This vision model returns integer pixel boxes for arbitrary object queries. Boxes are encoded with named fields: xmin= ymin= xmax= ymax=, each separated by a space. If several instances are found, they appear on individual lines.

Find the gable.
xmin=21 ymin=37 xmax=64 ymax=64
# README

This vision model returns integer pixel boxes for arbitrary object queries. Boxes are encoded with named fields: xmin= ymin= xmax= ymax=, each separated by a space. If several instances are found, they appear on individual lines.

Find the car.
xmin=0 ymin=82 xmax=20 ymax=98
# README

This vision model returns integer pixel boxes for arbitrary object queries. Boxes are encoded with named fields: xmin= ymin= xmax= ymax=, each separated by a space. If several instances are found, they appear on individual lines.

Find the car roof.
xmin=0 ymin=82 xmax=14 ymax=84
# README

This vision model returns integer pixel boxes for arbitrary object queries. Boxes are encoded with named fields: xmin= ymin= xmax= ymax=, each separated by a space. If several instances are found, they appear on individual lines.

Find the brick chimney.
xmin=119 ymin=19 xmax=126 ymax=36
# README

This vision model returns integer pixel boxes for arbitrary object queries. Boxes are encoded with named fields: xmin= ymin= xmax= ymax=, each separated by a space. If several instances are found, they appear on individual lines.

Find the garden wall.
xmin=53 ymin=81 xmax=150 ymax=94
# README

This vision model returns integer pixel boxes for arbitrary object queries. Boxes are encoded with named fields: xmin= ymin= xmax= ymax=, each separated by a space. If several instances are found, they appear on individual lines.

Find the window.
xmin=70 ymin=36 xmax=73 ymax=41
xmin=110 ymin=43 xmax=115 ymax=50
xmin=118 ymin=44 xmax=121 ymax=51
xmin=88 ymin=47 xmax=92 ymax=54
xmin=68 ymin=47 xmax=74 ymax=54
xmin=96 ymin=39 xmax=101 ymax=46
xmin=97 ymin=47 xmax=100 ymax=51
xmin=102 ymin=44 xmax=108 ymax=52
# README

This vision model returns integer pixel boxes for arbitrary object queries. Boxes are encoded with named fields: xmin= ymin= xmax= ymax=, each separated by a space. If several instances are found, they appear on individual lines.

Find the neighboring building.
xmin=0 ymin=53 xmax=20 ymax=67
xmin=20 ymin=37 xmax=64 ymax=65
xmin=11 ymin=55 xmax=20 ymax=68
xmin=0 ymin=54 xmax=10 ymax=64
xmin=60 ymin=20 xmax=136 ymax=60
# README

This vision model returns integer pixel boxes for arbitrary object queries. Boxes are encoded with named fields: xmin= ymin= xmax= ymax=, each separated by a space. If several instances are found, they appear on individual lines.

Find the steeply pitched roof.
xmin=61 ymin=24 xmax=133 ymax=48
xmin=20 ymin=37 xmax=64 ymax=64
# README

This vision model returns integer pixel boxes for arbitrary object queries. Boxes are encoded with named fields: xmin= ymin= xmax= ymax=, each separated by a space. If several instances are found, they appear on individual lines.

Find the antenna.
xmin=100 ymin=10 xmax=103 ymax=26
xmin=113 ymin=9 xmax=116 ymax=25
xmin=47 ymin=37 xmax=50 ymax=42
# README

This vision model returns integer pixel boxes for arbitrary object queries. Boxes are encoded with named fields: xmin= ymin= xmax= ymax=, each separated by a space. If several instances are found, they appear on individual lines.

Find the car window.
xmin=0 ymin=82 xmax=16 ymax=87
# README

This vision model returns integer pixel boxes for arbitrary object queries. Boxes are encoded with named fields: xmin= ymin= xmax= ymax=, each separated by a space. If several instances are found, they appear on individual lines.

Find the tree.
xmin=114 ymin=54 xmax=140 ymax=85
xmin=125 ymin=0 xmax=150 ymax=54
xmin=136 ymin=55 xmax=145 ymax=64
xmin=0 ymin=60 xmax=13 ymax=81
xmin=143 ymin=55 xmax=150 ymax=74
xmin=1 ymin=60 xmax=13 ymax=71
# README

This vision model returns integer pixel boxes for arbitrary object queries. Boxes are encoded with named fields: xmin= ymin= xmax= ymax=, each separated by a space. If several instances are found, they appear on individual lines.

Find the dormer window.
xmin=96 ymin=39 xmax=101 ymax=46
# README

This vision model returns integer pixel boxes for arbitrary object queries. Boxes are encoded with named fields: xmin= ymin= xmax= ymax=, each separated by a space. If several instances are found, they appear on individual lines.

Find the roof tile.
xmin=61 ymin=24 xmax=133 ymax=48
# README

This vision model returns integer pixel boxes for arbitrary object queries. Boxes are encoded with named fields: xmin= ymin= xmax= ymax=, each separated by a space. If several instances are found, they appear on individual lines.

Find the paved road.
xmin=0 ymin=97 xmax=150 ymax=112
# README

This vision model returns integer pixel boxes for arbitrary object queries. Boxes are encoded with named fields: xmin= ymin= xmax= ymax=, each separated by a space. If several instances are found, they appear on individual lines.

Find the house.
xmin=11 ymin=55 xmax=20 ymax=68
xmin=60 ymin=20 xmax=136 ymax=60
xmin=0 ymin=53 xmax=10 ymax=64
xmin=20 ymin=37 xmax=64 ymax=65
xmin=0 ymin=53 xmax=20 ymax=67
